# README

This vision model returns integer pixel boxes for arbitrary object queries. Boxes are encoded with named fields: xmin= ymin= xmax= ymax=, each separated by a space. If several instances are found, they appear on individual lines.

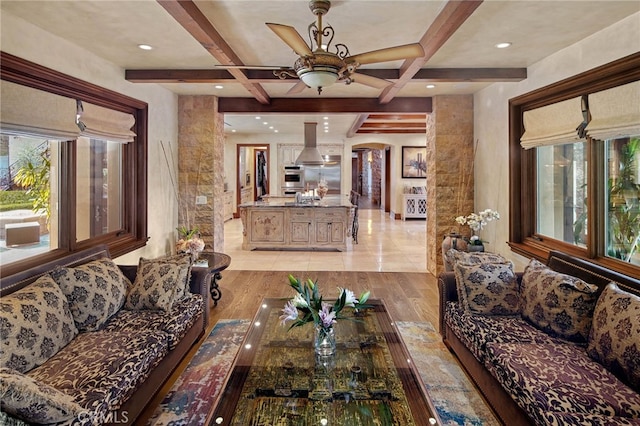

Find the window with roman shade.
xmin=585 ymin=80 xmax=640 ymax=141
xmin=0 ymin=80 xmax=79 ymax=140
xmin=520 ymin=96 xmax=585 ymax=149
xmin=76 ymin=100 xmax=136 ymax=143
xmin=509 ymin=52 xmax=640 ymax=277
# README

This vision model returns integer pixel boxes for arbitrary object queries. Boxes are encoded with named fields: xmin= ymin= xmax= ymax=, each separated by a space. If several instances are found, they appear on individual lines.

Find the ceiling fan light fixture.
xmin=298 ymin=68 xmax=338 ymax=91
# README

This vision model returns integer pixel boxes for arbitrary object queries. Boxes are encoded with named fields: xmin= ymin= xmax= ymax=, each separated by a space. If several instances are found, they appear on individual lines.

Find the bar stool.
xmin=349 ymin=190 xmax=360 ymax=244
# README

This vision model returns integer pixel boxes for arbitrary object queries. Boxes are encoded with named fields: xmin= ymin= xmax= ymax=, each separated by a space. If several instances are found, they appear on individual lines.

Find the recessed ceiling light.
xmin=214 ymin=85 xmax=223 ymax=89
xmin=324 ymin=129 xmax=329 ymax=133
xmin=263 ymin=122 xmax=268 ymax=125
xmin=232 ymin=129 xmax=236 ymax=133
xmin=495 ymin=42 xmax=512 ymax=49
xmin=426 ymin=84 xmax=436 ymax=89
xmin=323 ymin=116 xmax=329 ymax=120
xmin=255 ymin=116 xmax=261 ymax=120
xmin=137 ymin=44 xmax=153 ymax=50
xmin=274 ymin=130 xmax=279 ymax=133
xmin=269 ymin=126 xmax=274 ymax=129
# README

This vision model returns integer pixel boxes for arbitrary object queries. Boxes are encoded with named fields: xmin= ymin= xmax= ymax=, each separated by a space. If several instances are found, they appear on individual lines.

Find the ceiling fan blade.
xmin=266 ymin=23 xmax=313 ymax=57
xmin=286 ymin=80 xmax=308 ymax=95
xmin=350 ymin=73 xmax=393 ymax=89
xmin=347 ymin=43 xmax=424 ymax=65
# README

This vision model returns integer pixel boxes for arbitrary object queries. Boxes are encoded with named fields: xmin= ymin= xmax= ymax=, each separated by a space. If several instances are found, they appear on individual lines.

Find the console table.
xmin=402 ymin=193 xmax=427 ymax=220
xmin=193 ymin=251 xmax=231 ymax=306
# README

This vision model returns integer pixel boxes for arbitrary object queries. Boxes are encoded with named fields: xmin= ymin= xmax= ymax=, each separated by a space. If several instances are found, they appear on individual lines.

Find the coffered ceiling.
xmin=1 ymin=0 xmax=638 ymax=140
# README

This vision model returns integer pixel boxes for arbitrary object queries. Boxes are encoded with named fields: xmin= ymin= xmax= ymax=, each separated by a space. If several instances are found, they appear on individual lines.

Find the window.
xmin=509 ymin=52 xmax=640 ymax=277
xmin=536 ymin=142 xmax=588 ymax=246
xmin=0 ymin=52 xmax=148 ymax=277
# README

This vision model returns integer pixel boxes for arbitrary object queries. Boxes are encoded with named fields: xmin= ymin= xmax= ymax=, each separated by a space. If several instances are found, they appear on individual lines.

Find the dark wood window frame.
xmin=508 ymin=51 xmax=640 ymax=277
xmin=0 ymin=52 xmax=148 ymax=277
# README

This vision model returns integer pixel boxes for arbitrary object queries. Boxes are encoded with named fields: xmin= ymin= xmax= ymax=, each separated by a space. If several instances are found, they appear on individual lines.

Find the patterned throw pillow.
xmin=454 ymin=262 xmax=520 ymax=315
xmin=125 ymin=256 xmax=190 ymax=311
xmin=0 ymin=276 xmax=78 ymax=373
xmin=50 ymin=259 xmax=129 ymax=332
xmin=0 ymin=367 xmax=82 ymax=423
xmin=587 ymin=283 xmax=640 ymax=393
xmin=520 ymin=259 xmax=598 ymax=343
xmin=137 ymin=254 xmax=192 ymax=301
xmin=445 ymin=249 xmax=511 ymax=303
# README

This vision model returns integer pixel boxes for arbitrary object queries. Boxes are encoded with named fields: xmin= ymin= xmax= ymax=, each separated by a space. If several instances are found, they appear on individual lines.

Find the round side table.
xmin=193 ymin=251 xmax=231 ymax=306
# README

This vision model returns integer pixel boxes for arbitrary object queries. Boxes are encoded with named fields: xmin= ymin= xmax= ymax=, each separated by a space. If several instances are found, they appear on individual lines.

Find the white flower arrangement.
xmin=455 ymin=209 xmax=500 ymax=244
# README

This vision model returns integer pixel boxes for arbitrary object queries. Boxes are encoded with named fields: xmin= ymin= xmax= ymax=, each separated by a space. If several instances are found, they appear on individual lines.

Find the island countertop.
xmin=239 ymin=199 xmax=354 ymax=208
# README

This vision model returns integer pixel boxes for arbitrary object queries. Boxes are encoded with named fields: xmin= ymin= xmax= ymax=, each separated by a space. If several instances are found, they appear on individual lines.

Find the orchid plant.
xmin=455 ymin=209 xmax=500 ymax=245
xmin=279 ymin=275 xmax=371 ymax=334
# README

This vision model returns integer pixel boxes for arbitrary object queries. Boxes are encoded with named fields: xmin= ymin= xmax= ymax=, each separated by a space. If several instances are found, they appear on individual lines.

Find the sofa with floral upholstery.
xmin=0 ymin=244 xmax=210 ymax=425
xmin=439 ymin=249 xmax=640 ymax=426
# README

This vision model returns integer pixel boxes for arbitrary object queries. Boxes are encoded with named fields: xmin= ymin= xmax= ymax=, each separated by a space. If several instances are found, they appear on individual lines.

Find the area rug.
xmin=147 ymin=319 xmax=499 ymax=426
xmin=396 ymin=321 xmax=500 ymax=426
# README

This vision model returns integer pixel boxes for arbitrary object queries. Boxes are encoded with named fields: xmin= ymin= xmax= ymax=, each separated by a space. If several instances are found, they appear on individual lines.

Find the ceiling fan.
xmin=220 ymin=0 xmax=425 ymax=95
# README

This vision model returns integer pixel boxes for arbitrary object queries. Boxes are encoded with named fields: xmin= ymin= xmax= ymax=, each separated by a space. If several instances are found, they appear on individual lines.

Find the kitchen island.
xmin=239 ymin=197 xmax=353 ymax=251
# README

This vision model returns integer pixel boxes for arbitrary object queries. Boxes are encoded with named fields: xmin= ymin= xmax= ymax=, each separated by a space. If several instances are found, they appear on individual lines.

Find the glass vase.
xmin=314 ymin=325 xmax=336 ymax=357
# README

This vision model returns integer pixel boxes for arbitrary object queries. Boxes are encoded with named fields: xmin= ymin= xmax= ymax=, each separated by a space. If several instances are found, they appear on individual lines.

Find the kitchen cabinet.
xmin=279 ymin=144 xmax=303 ymax=165
xmin=240 ymin=187 xmax=253 ymax=205
xmin=224 ymin=191 xmax=234 ymax=221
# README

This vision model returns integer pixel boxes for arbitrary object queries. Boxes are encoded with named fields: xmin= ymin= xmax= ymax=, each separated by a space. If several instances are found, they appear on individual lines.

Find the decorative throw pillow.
xmin=0 ymin=367 xmax=82 ymax=423
xmin=125 ymin=256 xmax=190 ymax=311
xmin=520 ymin=259 xmax=599 ymax=343
xmin=453 ymin=261 xmax=520 ymax=315
xmin=0 ymin=276 xmax=78 ymax=373
xmin=587 ymin=283 xmax=640 ymax=393
xmin=446 ymin=249 xmax=511 ymax=304
xmin=137 ymin=254 xmax=192 ymax=301
xmin=50 ymin=259 xmax=129 ymax=332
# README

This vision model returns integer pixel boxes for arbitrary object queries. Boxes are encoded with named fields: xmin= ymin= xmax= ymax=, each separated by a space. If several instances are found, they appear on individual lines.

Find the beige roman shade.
xmin=0 ymin=80 xmax=80 ymax=139
xmin=585 ymin=80 xmax=640 ymax=140
xmin=520 ymin=97 xmax=585 ymax=149
xmin=77 ymin=100 xmax=136 ymax=143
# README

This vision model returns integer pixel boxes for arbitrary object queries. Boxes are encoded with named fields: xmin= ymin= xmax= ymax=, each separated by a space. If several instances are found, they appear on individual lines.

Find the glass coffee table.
xmin=208 ymin=298 xmax=440 ymax=425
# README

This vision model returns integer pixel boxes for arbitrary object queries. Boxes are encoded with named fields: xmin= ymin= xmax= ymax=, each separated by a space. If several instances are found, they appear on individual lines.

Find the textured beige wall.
xmin=426 ymin=95 xmax=474 ymax=276
xmin=177 ymin=96 xmax=225 ymax=251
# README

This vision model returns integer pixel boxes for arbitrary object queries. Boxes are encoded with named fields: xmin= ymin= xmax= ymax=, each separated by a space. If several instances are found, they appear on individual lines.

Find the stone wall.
xmin=371 ymin=149 xmax=382 ymax=206
xmin=426 ymin=95 xmax=474 ymax=276
xmin=177 ymin=96 xmax=225 ymax=251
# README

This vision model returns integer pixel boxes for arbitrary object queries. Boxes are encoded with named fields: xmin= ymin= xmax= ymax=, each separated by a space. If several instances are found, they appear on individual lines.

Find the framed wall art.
xmin=401 ymin=146 xmax=426 ymax=178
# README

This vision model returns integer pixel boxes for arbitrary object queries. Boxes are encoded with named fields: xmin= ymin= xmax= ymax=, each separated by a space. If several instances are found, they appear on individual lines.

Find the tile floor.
xmin=223 ymin=207 xmax=427 ymax=272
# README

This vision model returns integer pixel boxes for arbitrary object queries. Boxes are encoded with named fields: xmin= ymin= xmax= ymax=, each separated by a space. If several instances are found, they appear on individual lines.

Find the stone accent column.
xmin=177 ymin=96 xmax=225 ymax=251
xmin=426 ymin=95 xmax=474 ymax=276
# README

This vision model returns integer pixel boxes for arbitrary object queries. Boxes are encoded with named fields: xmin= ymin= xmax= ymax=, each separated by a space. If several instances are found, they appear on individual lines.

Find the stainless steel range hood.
xmin=295 ymin=122 xmax=324 ymax=166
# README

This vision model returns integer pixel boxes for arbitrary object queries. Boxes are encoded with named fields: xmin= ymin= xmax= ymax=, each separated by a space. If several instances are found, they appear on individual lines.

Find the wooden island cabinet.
xmin=239 ymin=199 xmax=352 ymax=251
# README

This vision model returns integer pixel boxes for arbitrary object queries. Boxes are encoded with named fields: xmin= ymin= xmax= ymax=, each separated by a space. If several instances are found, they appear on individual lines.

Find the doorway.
xmin=236 ymin=144 xmax=269 ymax=209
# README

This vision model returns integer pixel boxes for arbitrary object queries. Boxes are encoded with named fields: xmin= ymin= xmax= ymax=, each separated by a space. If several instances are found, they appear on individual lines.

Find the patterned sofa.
xmin=438 ymin=250 xmax=640 ymax=426
xmin=0 ymin=245 xmax=210 ymax=425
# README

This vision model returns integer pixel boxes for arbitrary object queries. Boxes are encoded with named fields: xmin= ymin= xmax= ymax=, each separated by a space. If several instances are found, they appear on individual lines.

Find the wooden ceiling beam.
xmin=356 ymin=129 xmax=426 ymax=134
xmin=360 ymin=122 xmax=426 ymax=129
xmin=367 ymin=113 xmax=426 ymax=121
xmin=125 ymin=68 xmax=526 ymax=84
xmin=347 ymin=114 xmax=370 ymax=138
xmin=156 ymin=0 xmax=270 ymax=104
xmin=218 ymin=97 xmax=432 ymax=114
xmin=379 ymin=0 xmax=484 ymax=104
